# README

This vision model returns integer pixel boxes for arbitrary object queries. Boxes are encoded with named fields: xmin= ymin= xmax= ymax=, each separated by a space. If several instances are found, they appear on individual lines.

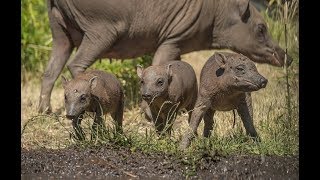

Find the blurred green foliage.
xmin=263 ymin=0 xmax=299 ymax=65
xmin=21 ymin=0 xmax=51 ymax=74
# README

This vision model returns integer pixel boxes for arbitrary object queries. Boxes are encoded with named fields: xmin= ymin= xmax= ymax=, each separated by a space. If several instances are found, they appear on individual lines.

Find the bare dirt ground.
xmin=21 ymin=145 xmax=298 ymax=179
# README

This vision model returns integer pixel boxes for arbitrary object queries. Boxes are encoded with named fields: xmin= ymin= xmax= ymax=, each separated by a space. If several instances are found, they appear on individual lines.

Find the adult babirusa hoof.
xmin=38 ymin=100 xmax=52 ymax=114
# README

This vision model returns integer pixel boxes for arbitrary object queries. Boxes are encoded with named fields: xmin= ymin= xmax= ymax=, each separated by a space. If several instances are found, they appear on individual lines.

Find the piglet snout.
xmin=66 ymin=114 xmax=76 ymax=120
xmin=142 ymin=93 xmax=152 ymax=100
xmin=259 ymin=77 xmax=268 ymax=88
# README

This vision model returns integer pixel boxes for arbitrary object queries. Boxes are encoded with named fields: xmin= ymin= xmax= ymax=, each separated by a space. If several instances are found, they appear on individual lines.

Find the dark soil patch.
xmin=21 ymin=145 xmax=298 ymax=179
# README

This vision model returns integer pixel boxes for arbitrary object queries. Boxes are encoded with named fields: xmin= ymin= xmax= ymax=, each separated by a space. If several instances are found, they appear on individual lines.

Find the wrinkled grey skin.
xmin=39 ymin=0 xmax=292 ymax=113
xmin=137 ymin=61 xmax=198 ymax=135
xmin=180 ymin=52 xmax=268 ymax=149
xmin=62 ymin=70 xmax=124 ymax=140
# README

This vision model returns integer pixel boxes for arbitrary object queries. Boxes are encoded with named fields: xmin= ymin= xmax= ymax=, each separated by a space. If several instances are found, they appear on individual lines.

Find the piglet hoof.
xmin=116 ymin=128 xmax=124 ymax=135
xmin=179 ymin=133 xmax=195 ymax=150
xmin=252 ymin=136 xmax=261 ymax=143
xmin=90 ymin=132 xmax=98 ymax=141
xmin=144 ymin=113 xmax=153 ymax=122
xmin=76 ymin=135 xmax=86 ymax=141
xmin=70 ymin=132 xmax=86 ymax=141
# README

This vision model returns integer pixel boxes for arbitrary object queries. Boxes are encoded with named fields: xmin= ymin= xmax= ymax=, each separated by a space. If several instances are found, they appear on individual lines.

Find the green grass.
xmin=21 ymin=0 xmax=51 ymax=75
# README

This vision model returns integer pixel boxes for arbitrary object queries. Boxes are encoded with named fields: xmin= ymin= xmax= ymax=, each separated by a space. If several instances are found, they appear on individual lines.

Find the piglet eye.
xmin=236 ymin=65 xmax=246 ymax=73
xmin=236 ymin=67 xmax=244 ymax=71
xmin=258 ymin=24 xmax=266 ymax=33
xmin=140 ymin=80 xmax=144 ymax=84
xmin=257 ymin=24 xmax=266 ymax=40
xmin=80 ymin=94 xmax=86 ymax=103
xmin=157 ymin=79 xmax=163 ymax=86
xmin=258 ymin=26 xmax=263 ymax=33
xmin=64 ymin=94 xmax=67 ymax=101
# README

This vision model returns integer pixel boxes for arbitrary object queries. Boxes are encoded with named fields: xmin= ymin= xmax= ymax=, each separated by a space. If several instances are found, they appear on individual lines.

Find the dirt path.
xmin=21 ymin=146 xmax=298 ymax=179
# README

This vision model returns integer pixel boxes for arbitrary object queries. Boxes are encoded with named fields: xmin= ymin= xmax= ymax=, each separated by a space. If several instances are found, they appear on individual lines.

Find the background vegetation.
xmin=21 ymin=0 xmax=299 ymax=175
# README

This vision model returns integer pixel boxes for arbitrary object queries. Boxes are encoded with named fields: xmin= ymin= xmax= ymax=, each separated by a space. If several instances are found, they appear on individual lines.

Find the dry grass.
xmin=21 ymin=50 xmax=298 ymax=156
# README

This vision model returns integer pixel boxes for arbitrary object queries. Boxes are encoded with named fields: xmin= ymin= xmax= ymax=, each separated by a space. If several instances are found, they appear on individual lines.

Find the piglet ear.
xmin=61 ymin=75 xmax=68 ymax=88
xmin=216 ymin=53 xmax=227 ymax=69
xmin=89 ymin=76 xmax=98 ymax=90
xmin=236 ymin=0 xmax=250 ymax=22
xmin=166 ymin=64 xmax=173 ymax=79
xmin=136 ymin=65 xmax=144 ymax=79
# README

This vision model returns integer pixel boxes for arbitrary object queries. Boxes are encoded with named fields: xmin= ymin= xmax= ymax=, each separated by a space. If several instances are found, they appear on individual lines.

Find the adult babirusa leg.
xmin=38 ymin=8 xmax=74 ymax=114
